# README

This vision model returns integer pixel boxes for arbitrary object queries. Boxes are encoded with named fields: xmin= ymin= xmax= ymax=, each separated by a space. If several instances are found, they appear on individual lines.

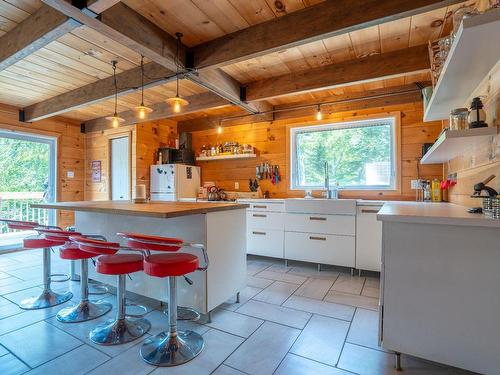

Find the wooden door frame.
xmin=107 ymin=131 xmax=132 ymax=200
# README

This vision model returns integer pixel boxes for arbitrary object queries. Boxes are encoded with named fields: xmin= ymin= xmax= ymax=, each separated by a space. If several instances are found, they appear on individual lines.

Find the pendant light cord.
xmin=140 ymin=55 xmax=145 ymax=106
xmin=112 ymin=61 xmax=118 ymax=115
xmin=175 ymin=32 xmax=182 ymax=97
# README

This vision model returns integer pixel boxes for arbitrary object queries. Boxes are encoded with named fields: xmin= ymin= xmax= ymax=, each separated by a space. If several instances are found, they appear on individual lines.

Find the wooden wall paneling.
xmin=0 ymin=103 xmax=84 ymax=228
xmin=189 ymin=99 xmax=443 ymax=200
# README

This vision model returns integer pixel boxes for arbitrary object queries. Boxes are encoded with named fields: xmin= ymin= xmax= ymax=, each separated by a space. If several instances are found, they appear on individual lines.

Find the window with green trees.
xmin=290 ymin=118 xmax=396 ymax=190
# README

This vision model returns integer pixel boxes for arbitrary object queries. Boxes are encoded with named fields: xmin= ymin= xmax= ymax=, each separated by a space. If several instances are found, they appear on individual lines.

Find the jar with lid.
xmin=449 ymin=108 xmax=468 ymax=130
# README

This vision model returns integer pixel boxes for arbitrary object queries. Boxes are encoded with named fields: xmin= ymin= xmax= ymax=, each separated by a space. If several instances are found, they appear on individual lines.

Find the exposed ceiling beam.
xmin=83 ymin=92 xmax=229 ymax=132
xmin=41 ymin=0 xmax=182 ymax=71
xmin=245 ymin=45 xmax=429 ymax=101
xmin=0 ymin=5 xmax=80 ymax=71
xmin=178 ymin=84 xmax=425 ymax=133
xmin=22 ymin=62 xmax=174 ymax=122
xmin=191 ymin=0 xmax=463 ymax=69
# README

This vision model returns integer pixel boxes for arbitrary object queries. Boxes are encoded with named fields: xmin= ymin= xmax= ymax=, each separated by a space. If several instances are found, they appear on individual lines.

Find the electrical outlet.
xmin=235 ymin=182 xmax=239 ymax=190
xmin=67 ymin=171 xmax=74 ymax=179
xmin=410 ymin=179 xmax=421 ymax=189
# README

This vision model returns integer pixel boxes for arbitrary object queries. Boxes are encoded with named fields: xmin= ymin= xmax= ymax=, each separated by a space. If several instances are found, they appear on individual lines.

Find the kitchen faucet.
xmin=324 ymin=161 xmax=338 ymax=199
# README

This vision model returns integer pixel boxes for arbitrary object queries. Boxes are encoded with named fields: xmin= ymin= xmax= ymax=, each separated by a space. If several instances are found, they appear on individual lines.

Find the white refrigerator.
xmin=150 ymin=164 xmax=200 ymax=201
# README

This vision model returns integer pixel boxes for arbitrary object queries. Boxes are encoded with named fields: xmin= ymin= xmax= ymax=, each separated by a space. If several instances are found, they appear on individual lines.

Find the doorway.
xmin=110 ymin=135 xmax=131 ymax=200
xmin=0 ymin=130 xmax=56 ymax=250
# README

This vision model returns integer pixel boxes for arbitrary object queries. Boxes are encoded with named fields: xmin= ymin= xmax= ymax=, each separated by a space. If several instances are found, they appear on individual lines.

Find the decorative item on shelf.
xmin=105 ymin=60 xmax=124 ymax=128
xmin=134 ymin=56 xmax=153 ymax=120
xmin=449 ymin=108 xmax=469 ymax=130
xmin=468 ymin=97 xmax=488 ymax=128
xmin=166 ymin=33 xmax=189 ymax=113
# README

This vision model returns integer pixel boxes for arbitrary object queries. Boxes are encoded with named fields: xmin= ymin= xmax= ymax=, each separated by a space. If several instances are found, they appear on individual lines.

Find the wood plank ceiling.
xmin=0 ymin=0 xmax=474 ymax=124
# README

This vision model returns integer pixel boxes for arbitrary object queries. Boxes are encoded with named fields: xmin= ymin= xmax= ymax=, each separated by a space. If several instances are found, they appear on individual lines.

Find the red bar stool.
xmin=70 ymin=236 xmax=151 ymax=345
xmin=118 ymin=233 xmax=209 ymax=366
xmin=0 ymin=219 xmax=73 ymax=309
xmin=36 ymin=228 xmax=112 ymax=323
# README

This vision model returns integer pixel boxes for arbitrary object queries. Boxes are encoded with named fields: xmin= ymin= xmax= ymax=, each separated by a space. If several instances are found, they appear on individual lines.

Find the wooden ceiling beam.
xmin=191 ymin=0 xmax=463 ymax=69
xmin=22 ymin=62 xmax=173 ymax=122
xmin=0 ymin=5 xmax=80 ymax=71
xmin=177 ymin=84 xmax=425 ymax=133
xmin=41 ymin=0 xmax=183 ymax=71
xmin=245 ymin=45 xmax=430 ymax=101
xmin=83 ymin=92 xmax=229 ymax=132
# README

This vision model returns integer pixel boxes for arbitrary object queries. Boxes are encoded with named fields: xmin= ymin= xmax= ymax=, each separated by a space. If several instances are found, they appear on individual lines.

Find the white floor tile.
xmin=206 ymin=308 xmax=263 ymax=338
xmin=0 ymin=353 xmax=30 ymax=375
xmin=220 ymin=286 xmax=262 ymax=312
xmin=287 ymin=265 xmax=340 ymax=280
xmin=324 ymin=291 xmax=379 ymax=311
xmin=86 ymin=341 xmax=152 ymax=375
xmin=338 ymin=343 xmax=394 ymax=375
xmin=294 ymin=278 xmax=334 ymax=300
xmin=152 ymin=329 xmax=244 ymax=375
xmin=0 ymin=344 xmax=9 ymax=356
xmin=236 ymin=300 xmax=311 ymax=329
xmin=331 ymin=274 xmax=365 ymax=295
xmin=0 ymin=321 xmax=82 ymax=368
xmin=361 ymin=285 xmax=380 ymax=298
xmin=212 ymin=364 xmax=247 ymax=374
xmin=347 ymin=308 xmax=385 ymax=351
xmin=253 ymin=281 xmax=298 ymax=305
xmin=246 ymin=275 xmax=273 ymax=289
xmin=275 ymin=353 xmax=351 ymax=375
xmin=283 ymin=295 xmax=355 ymax=321
xmin=26 ymin=344 xmax=109 ymax=375
xmin=290 ymin=314 xmax=349 ymax=366
xmin=254 ymin=270 xmax=307 ymax=285
xmin=225 ymin=321 xmax=300 ymax=375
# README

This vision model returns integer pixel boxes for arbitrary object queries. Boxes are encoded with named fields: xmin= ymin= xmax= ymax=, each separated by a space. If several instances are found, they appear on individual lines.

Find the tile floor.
xmin=0 ymin=251 xmax=475 ymax=375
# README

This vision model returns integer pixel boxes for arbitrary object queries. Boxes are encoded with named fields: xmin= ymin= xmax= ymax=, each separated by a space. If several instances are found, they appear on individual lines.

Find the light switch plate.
xmin=67 ymin=171 xmax=74 ymax=178
xmin=235 ymin=182 xmax=239 ymax=190
xmin=410 ymin=179 xmax=421 ymax=189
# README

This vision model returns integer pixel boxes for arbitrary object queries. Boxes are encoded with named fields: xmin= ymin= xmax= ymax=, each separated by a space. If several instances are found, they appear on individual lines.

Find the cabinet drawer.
xmin=247 ymin=229 xmax=284 ymax=258
xmin=248 ymin=202 xmax=284 ymax=212
xmin=284 ymin=232 xmax=355 ymax=267
xmin=285 ymin=213 xmax=355 ymax=235
xmin=355 ymin=208 xmax=382 ymax=272
xmin=247 ymin=211 xmax=284 ymax=230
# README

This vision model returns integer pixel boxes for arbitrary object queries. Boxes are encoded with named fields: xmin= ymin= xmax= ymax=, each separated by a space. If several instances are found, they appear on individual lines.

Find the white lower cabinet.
xmin=247 ymin=229 xmax=284 ymax=258
xmin=355 ymin=205 xmax=382 ymax=272
xmin=285 ymin=232 xmax=355 ymax=267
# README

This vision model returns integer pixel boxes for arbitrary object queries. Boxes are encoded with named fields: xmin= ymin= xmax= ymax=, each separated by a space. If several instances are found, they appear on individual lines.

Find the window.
xmin=290 ymin=117 xmax=397 ymax=190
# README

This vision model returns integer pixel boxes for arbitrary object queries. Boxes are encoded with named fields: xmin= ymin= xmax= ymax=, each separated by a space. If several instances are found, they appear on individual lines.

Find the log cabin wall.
xmin=0 ymin=104 xmax=84 ymax=228
xmin=191 ymin=100 xmax=444 ymax=200
xmin=446 ymin=65 xmax=500 ymax=207
xmin=84 ymin=119 xmax=176 ymax=200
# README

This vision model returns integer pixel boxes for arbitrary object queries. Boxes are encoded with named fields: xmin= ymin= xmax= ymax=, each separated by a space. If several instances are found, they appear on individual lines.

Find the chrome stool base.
xmin=90 ymin=317 xmax=151 ymax=345
xmin=56 ymin=300 xmax=112 ymax=323
xmin=164 ymin=306 xmax=200 ymax=321
xmin=19 ymin=290 xmax=73 ymax=310
xmin=140 ymin=330 xmax=204 ymax=366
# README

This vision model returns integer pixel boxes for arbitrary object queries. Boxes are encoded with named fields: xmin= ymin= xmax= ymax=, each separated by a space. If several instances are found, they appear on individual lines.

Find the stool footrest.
xmin=50 ymin=273 xmax=71 ymax=283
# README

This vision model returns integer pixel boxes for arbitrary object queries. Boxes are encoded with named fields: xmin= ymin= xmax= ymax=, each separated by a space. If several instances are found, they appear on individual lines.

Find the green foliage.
xmin=0 ymin=137 xmax=50 ymax=192
xmin=295 ymin=123 xmax=392 ymax=188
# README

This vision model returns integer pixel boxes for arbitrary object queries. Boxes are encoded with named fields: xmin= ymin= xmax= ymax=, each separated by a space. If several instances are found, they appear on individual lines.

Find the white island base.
xmin=74 ymin=209 xmax=246 ymax=314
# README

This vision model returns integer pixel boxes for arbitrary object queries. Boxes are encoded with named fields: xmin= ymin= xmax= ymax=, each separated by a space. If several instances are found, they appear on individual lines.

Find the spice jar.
xmin=449 ymin=108 xmax=468 ymax=130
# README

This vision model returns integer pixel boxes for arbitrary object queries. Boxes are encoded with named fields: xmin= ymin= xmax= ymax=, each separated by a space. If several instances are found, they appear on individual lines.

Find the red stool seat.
xmin=24 ymin=236 xmax=65 ymax=249
xmin=96 ymin=254 xmax=144 ymax=275
xmin=70 ymin=236 xmax=120 ymax=255
xmin=4 ymin=219 xmax=39 ymax=231
xmin=144 ymin=253 xmax=199 ymax=277
xmin=117 ymin=232 xmax=183 ymax=252
xmin=38 ymin=228 xmax=81 ymax=242
xmin=59 ymin=245 xmax=94 ymax=260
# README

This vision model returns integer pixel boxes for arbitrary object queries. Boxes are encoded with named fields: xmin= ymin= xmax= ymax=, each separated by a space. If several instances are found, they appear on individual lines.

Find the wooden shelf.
xmin=420 ymin=127 xmax=497 ymax=164
xmin=196 ymin=153 xmax=257 ymax=161
xmin=424 ymin=9 xmax=500 ymax=121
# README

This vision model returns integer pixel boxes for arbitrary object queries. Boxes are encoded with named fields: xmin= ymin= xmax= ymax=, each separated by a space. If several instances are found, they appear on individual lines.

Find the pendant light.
xmin=106 ymin=60 xmax=124 ymax=128
xmin=316 ymin=104 xmax=323 ymax=121
xmin=166 ymin=32 xmax=189 ymax=113
xmin=217 ymin=119 xmax=223 ymax=134
xmin=134 ymin=56 xmax=153 ymax=120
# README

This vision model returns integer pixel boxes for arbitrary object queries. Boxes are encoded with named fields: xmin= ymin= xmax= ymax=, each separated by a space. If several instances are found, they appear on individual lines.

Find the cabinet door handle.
xmin=252 ymin=231 xmax=266 ymax=235
xmin=252 ymin=214 xmax=267 ymax=218
xmin=253 ymin=205 xmax=267 ymax=209
xmin=361 ymin=209 xmax=379 ymax=214
xmin=309 ymin=236 xmax=327 ymax=241
xmin=309 ymin=216 xmax=326 ymax=221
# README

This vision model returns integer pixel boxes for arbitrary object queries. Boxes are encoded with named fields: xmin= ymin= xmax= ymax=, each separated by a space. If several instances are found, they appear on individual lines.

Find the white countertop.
xmin=377 ymin=201 xmax=500 ymax=228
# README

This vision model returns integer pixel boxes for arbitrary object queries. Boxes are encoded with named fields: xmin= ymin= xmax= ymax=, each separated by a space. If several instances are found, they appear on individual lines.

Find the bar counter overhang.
xmin=33 ymin=200 xmax=249 ymax=314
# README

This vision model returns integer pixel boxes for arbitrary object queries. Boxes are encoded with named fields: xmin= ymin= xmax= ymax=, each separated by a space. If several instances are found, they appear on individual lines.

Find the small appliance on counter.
xmin=469 ymin=174 xmax=499 ymax=217
xmin=150 ymin=164 xmax=200 ymax=201
xmin=157 ymin=147 xmax=195 ymax=165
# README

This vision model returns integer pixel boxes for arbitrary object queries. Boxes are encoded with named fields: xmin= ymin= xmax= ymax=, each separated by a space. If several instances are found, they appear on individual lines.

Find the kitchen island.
xmin=377 ymin=202 xmax=500 ymax=374
xmin=33 ymin=200 xmax=248 ymax=315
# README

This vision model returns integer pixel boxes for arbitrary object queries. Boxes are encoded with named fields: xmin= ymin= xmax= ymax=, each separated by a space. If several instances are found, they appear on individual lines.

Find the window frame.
xmin=289 ymin=115 xmax=400 ymax=192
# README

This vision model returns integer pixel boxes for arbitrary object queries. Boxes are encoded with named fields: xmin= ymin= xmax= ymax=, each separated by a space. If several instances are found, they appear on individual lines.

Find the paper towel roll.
xmin=135 ymin=184 xmax=146 ymax=202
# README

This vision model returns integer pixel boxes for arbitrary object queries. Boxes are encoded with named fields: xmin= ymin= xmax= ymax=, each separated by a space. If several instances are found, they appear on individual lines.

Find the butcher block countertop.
xmin=33 ymin=200 xmax=249 ymax=219
xmin=377 ymin=201 xmax=500 ymax=228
